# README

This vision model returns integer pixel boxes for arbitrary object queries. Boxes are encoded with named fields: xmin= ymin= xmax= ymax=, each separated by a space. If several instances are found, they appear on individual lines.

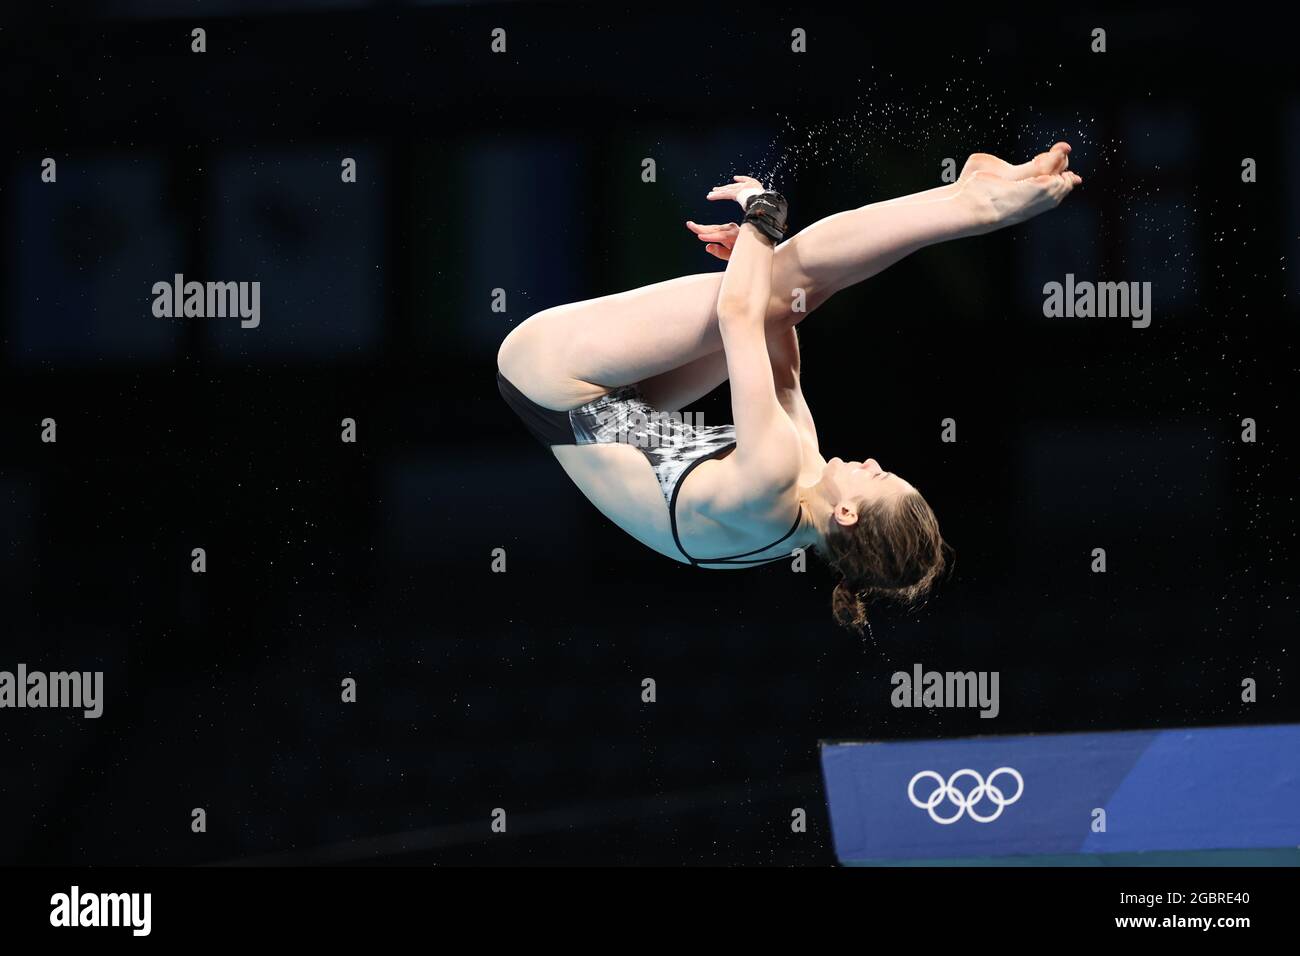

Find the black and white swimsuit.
xmin=497 ymin=370 xmax=803 ymax=566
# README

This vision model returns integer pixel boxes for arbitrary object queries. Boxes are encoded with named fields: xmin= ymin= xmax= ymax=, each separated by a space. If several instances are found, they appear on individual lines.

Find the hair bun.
xmin=831 ymin=581 xmax=870 ymax=633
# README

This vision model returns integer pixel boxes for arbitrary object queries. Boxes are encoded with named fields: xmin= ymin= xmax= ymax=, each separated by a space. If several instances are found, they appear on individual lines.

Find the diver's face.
xmin=823 ymin=458 xmax=915 ymax=526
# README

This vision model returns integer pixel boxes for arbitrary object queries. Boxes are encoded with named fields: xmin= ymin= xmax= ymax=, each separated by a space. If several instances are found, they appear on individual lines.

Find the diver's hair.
xmin=820 ymin=490 xmax=950 ymax=633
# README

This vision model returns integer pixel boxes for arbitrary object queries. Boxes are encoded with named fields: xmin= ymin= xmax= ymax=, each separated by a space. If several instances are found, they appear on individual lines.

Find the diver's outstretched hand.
xmin=705 ymin=174 xmax=765 ymax=208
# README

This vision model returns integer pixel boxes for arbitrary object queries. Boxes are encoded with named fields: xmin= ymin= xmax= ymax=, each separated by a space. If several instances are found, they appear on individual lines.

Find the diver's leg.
xmin=498 ymin=146 xmax=1075 ymax=411
xmin=497 ymin=271 xmax=737 ymax=410
xmin=495 ymin=187 xmax=979 ymax=412
xmin=769 ymin=144 xmax=1076 ymax=319
xmin=634 ymin=146 xmax=1077 ymax=409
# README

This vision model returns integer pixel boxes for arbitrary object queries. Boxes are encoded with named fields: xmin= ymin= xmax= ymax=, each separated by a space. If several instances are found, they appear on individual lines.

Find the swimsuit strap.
xmin=684 ymin=507 xmax=805 ymax=565
xmin=667 ymin=446 xmax=804 ymax=566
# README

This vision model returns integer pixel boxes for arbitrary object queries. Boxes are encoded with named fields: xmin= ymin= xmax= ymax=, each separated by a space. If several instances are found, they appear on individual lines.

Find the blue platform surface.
xmin=820 ymin=724 xmax=1300 ymax=866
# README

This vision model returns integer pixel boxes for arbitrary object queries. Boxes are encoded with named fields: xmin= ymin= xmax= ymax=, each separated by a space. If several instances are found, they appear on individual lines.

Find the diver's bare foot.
xmin=960 ymin=142 xmax=1075 ymax=182
xmin=960 ymin=163 xmax=1082 ymax=232
xmin=1006 ymin=142 xmax=1073 ymax=180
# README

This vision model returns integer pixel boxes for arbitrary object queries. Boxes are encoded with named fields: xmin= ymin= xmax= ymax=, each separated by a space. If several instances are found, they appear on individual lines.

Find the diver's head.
xmin=811 ymin=458 xmax=948 ymax=632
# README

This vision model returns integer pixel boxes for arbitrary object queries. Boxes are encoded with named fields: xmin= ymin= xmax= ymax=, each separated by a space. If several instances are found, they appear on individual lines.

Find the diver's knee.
xmin=496 ymin=313 xmax=538 ymax=375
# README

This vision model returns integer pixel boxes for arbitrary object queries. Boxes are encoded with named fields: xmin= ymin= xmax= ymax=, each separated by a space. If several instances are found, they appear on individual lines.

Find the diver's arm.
xmin=716 ymin=221 xmax=803 ymax=499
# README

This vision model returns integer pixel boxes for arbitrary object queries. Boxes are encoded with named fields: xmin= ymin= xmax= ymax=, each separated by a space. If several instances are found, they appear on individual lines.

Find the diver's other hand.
xmin=685 ymin=220 xmax=740 ymax=260
xmin=706 ymin=175 xmax=765 ymax=210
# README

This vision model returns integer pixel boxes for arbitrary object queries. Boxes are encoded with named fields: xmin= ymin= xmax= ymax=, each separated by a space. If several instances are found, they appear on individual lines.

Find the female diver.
xmin=497 ymin=143 xmax=1081 ymax=630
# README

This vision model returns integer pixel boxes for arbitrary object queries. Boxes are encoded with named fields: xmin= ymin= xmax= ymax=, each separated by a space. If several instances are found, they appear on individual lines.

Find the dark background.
xmin=1 ymin=2 xmax=1295 ymax=865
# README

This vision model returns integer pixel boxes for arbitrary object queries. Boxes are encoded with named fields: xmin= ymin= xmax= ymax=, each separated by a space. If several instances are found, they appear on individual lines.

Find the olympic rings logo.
xmin=907 ymin=767 xmax=1024 ymax=824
